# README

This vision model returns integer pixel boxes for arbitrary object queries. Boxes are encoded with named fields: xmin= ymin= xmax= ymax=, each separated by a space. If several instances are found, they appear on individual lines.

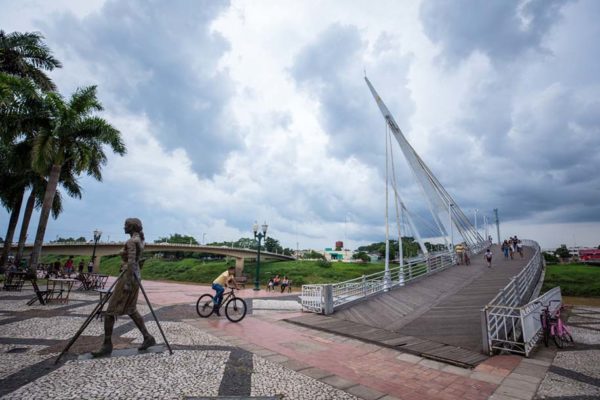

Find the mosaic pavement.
xmin=0 ymin=289 xmax=357 ymax=399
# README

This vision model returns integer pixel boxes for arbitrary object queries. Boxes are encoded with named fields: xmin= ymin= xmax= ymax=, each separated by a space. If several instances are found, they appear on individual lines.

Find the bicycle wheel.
xmin=224 ymin=297 xmax=247 ymax=322
xmin=553 ymin=331 xmax=564 ymax=348
xmin=196 ymin=294 xmax=215 ymax=318
xmin=542 ymin=324 xmax=549 ymax=347
xmin=566 ymin=332 xmax=574 ymax=343
xmin=562 ymin=330 xmax=574 ymax=343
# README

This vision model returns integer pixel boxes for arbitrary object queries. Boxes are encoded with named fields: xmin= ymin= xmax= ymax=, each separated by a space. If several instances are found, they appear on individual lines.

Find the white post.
xmin=399 ymin=205 xmax=404 ymax=286
xmin=449 ymin=203 xmax=454 ymax=251
xmin=383 ymin=127 xmax=391 ymax=291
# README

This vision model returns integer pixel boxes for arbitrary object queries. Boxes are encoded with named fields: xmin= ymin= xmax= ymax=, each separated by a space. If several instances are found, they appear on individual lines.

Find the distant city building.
xmin=322 ymin=247 xmax=355 ymax=262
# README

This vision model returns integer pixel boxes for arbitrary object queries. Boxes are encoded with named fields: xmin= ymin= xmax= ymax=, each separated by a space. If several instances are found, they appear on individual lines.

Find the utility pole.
xmin=494 ymin=208 xmax=500 ymax=245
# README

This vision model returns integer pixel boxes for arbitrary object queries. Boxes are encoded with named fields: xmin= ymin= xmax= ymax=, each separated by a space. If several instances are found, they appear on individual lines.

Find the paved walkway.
xmin=0 ymin=277 xmax=598 ymax=399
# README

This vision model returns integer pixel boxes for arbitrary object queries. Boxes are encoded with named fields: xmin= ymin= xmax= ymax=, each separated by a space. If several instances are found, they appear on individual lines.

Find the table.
xmin=77 ymin=273 xmax=109 ymax=291
xmin=46 ymin=278 xmax=78 ymax=304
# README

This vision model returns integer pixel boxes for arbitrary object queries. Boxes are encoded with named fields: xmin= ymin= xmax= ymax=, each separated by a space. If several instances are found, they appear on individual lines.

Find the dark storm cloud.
xmin=42 ymin=0 xmax=238 ymax=177
xmin=290 ymin=23 xmax=414 ymax=168
xmin=420 ymin=0 xmax=570 ymax=62
xmin=417 ymin=0 xmax=600 ymax=226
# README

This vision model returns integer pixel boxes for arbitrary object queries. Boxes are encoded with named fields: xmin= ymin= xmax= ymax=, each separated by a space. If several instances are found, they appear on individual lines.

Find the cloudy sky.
xmin=1 ymin=0 xmax=599 ymax=250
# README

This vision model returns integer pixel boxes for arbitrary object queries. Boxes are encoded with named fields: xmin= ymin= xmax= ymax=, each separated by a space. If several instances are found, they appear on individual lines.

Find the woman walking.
xmin=484 ymin=248 xmax=493 ymax=268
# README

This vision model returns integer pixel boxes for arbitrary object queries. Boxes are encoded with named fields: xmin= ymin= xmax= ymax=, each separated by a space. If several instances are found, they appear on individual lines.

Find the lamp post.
xmin=253 ymin=221 xmax=268 ymax=291
xmin=91 ymin=229 xmax=102 ymax=271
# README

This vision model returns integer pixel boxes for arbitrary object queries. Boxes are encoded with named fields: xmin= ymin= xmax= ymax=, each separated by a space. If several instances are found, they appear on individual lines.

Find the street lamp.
xmin=253 ymin=221 xmax=268 ymax=291
xmin=91 ymin=229 xmax=102 ymax=271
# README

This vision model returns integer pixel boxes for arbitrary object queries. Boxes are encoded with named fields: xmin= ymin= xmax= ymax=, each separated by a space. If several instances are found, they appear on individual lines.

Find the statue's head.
xmin=124 ymin=218 xmax=143 ymax=234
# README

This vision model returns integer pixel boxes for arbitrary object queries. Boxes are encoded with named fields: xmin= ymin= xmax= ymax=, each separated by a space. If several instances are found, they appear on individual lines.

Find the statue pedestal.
xmin=77 ymin=344 xmax=166 ymax=360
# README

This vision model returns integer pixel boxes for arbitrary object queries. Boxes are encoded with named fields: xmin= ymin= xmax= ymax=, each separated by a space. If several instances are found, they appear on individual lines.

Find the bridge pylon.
xmin=365 ymin=77 xmax=486 ymax=253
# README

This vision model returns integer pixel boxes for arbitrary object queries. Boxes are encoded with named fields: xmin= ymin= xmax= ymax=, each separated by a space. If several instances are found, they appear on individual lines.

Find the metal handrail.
xmin=481 ymin=239 xmax=547 ymax=356
xmin=301 ymin=251 xmax=454 ymax=313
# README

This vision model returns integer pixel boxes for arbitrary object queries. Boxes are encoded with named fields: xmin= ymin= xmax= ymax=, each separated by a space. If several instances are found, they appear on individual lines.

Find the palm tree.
xmin=28 ymin=86 xmax=126 ymax=272
xmin=0 ymin=28 xmax=60 ymax=266
xmin=0 ymin=30 xmax=62 ymax=92
xmin=14 ymin=161 xmax=82 ymax=266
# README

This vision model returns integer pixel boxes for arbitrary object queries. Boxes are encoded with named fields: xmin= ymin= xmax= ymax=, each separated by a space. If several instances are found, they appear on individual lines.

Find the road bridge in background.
xmin=11 ymin=242 xmax=294 ymax=273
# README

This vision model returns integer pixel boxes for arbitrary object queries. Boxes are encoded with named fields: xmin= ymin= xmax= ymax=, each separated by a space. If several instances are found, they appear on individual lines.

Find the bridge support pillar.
xmin=235 ymin=257 xmax=245 ymax=277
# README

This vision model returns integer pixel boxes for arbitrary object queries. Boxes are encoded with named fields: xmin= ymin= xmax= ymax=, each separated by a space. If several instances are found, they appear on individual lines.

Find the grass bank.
xmin=42 ymin=255 xmax=387 ymax=286
xmin=542 ymin=263 xmax=600 ymax=297
xmin=103 ymin=257 xmax=387 ymax=286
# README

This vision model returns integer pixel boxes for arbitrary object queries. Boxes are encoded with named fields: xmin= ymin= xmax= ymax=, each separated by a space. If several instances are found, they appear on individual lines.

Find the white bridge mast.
xmin=365 ymin=77 xmax=485 ymax=252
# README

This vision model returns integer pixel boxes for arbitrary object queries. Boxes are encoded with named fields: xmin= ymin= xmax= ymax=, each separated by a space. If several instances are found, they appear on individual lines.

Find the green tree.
xmin=352 ymin=251 xmax=370 ymax=262
xmin=302 ymin=250 xmax=324 ymax=260
xmin=543 ymin=252 xmax=559 ymax=263
xmin=28 ymin=86 xmax=125 ymax=272
xmin=264 ymin=237 xmax=283 ymax=253
xmin=234 ymin=237 xmax=258 ymax=249
xmin=154 ymin=233 xmax=199 ymax=245
xmin=555 ymin=245 xmax=570 ymax=259
xmin=0 ymin=30 xmax=62 ymax=91
xmin=53 ymin=236 xmax=87 ymax=243
xmin=0 ymin=39 xmax=59 ymax=266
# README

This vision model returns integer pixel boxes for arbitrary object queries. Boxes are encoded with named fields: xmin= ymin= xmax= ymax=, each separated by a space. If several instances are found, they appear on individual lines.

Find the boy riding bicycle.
xmin=212 ymin=266 xmax=240 ymax=316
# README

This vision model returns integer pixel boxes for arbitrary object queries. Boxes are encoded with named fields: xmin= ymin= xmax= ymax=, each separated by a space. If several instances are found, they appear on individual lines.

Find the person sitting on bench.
xmin=280 ymin=276 xmax=290 ymax=293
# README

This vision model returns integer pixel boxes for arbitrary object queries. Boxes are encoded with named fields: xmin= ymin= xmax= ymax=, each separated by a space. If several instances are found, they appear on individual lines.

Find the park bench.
xmin=236 ymin=275 xmax=248 ymax=289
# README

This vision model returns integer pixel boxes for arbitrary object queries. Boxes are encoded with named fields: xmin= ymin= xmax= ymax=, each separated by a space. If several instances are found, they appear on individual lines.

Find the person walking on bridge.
xmin=484 ymin=248 xmax=493 ymax=268
xmin=455 ymin=243 xmax=465 ymax=265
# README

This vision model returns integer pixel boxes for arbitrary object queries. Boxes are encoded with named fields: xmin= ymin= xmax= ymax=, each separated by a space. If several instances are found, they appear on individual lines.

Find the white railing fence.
xmin=301 ymin=251 xmax=455 ymax=313
xmin=481 ymin=240 xmax=551 ymax=356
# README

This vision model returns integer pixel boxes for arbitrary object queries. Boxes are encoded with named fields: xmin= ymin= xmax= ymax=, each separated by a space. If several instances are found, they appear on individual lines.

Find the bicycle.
xmin=539 ymin=300 xmax=573 ymax=348
xmin=196 ymin=287 xmax=247 ymax=323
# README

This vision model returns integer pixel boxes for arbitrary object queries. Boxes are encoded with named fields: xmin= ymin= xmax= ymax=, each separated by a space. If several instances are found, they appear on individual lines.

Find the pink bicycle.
xmin=539 ymin=300 xmax=573 ymax=348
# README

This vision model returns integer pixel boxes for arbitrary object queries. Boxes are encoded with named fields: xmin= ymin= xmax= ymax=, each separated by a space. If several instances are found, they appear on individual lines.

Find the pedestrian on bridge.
xmin=484 ymin=248 xmax=493 ymax=268
xmin=455 ymin=243 xmax=465 ymax=264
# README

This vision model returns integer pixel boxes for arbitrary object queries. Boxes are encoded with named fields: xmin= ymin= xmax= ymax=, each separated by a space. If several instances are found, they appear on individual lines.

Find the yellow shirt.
xmin=213 ymin=270 xmax=233 ymax=286
xmin=455 ymin=244 xmax=464 ymax=253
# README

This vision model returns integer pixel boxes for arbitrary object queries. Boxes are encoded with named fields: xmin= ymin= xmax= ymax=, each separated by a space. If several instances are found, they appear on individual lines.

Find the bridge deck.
xmin=286 ymin=244 xmax=535 ymax=367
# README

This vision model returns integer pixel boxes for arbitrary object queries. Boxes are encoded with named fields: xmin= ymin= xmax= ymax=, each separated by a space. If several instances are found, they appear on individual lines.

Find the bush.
xmin=543 ymin=252 xmax=559 ymax=263
xmin=316 ymin=259 xmax=331 ymax=268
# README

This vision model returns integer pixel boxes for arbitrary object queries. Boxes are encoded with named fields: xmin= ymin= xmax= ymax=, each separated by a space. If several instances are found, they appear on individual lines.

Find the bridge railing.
xmin=481 ymin=239 xmax=547 ymax=356
xmin=301 ymin=251 xmax=455 ymax=314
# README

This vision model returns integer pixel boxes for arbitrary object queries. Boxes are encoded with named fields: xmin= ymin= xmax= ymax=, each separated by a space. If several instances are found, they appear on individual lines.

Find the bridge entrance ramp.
xmin=286 ymin=245 xmax=535 ymax=367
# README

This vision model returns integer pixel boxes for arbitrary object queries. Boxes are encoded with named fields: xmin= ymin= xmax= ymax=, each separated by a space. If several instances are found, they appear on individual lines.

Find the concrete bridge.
xmin=12 ymin=242 xmax=295 ymax=273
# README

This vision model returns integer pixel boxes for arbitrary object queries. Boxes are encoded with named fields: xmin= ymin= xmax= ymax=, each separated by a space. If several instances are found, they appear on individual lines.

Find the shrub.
xmin=316 ymin=259 xmax=331 ymax=268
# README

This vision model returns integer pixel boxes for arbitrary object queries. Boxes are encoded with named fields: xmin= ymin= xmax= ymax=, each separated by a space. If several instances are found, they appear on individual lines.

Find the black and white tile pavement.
xmin=0 ymin=289 xmax=359 ymax=399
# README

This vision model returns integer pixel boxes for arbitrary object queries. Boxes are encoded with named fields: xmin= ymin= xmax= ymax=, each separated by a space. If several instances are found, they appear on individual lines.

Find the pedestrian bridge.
xmin=290 ymin=240 xmax=548 ymax=367
xmin=13 ymin=242 xmax=294 ymax=272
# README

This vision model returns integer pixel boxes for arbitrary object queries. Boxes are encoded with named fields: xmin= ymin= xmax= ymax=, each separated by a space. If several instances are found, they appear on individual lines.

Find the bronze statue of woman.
xmin=93 ymin=218 xmax=156 ymax=356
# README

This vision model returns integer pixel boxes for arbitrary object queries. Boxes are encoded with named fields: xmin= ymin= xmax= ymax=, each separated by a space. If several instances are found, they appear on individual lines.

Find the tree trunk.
xmin=15 ymin=189 xmax=36 ymax=267
xmin=29 ymin=164 xmax=61 ymax=273
xmin=0 ymin=189 xmax=24 ymax=267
